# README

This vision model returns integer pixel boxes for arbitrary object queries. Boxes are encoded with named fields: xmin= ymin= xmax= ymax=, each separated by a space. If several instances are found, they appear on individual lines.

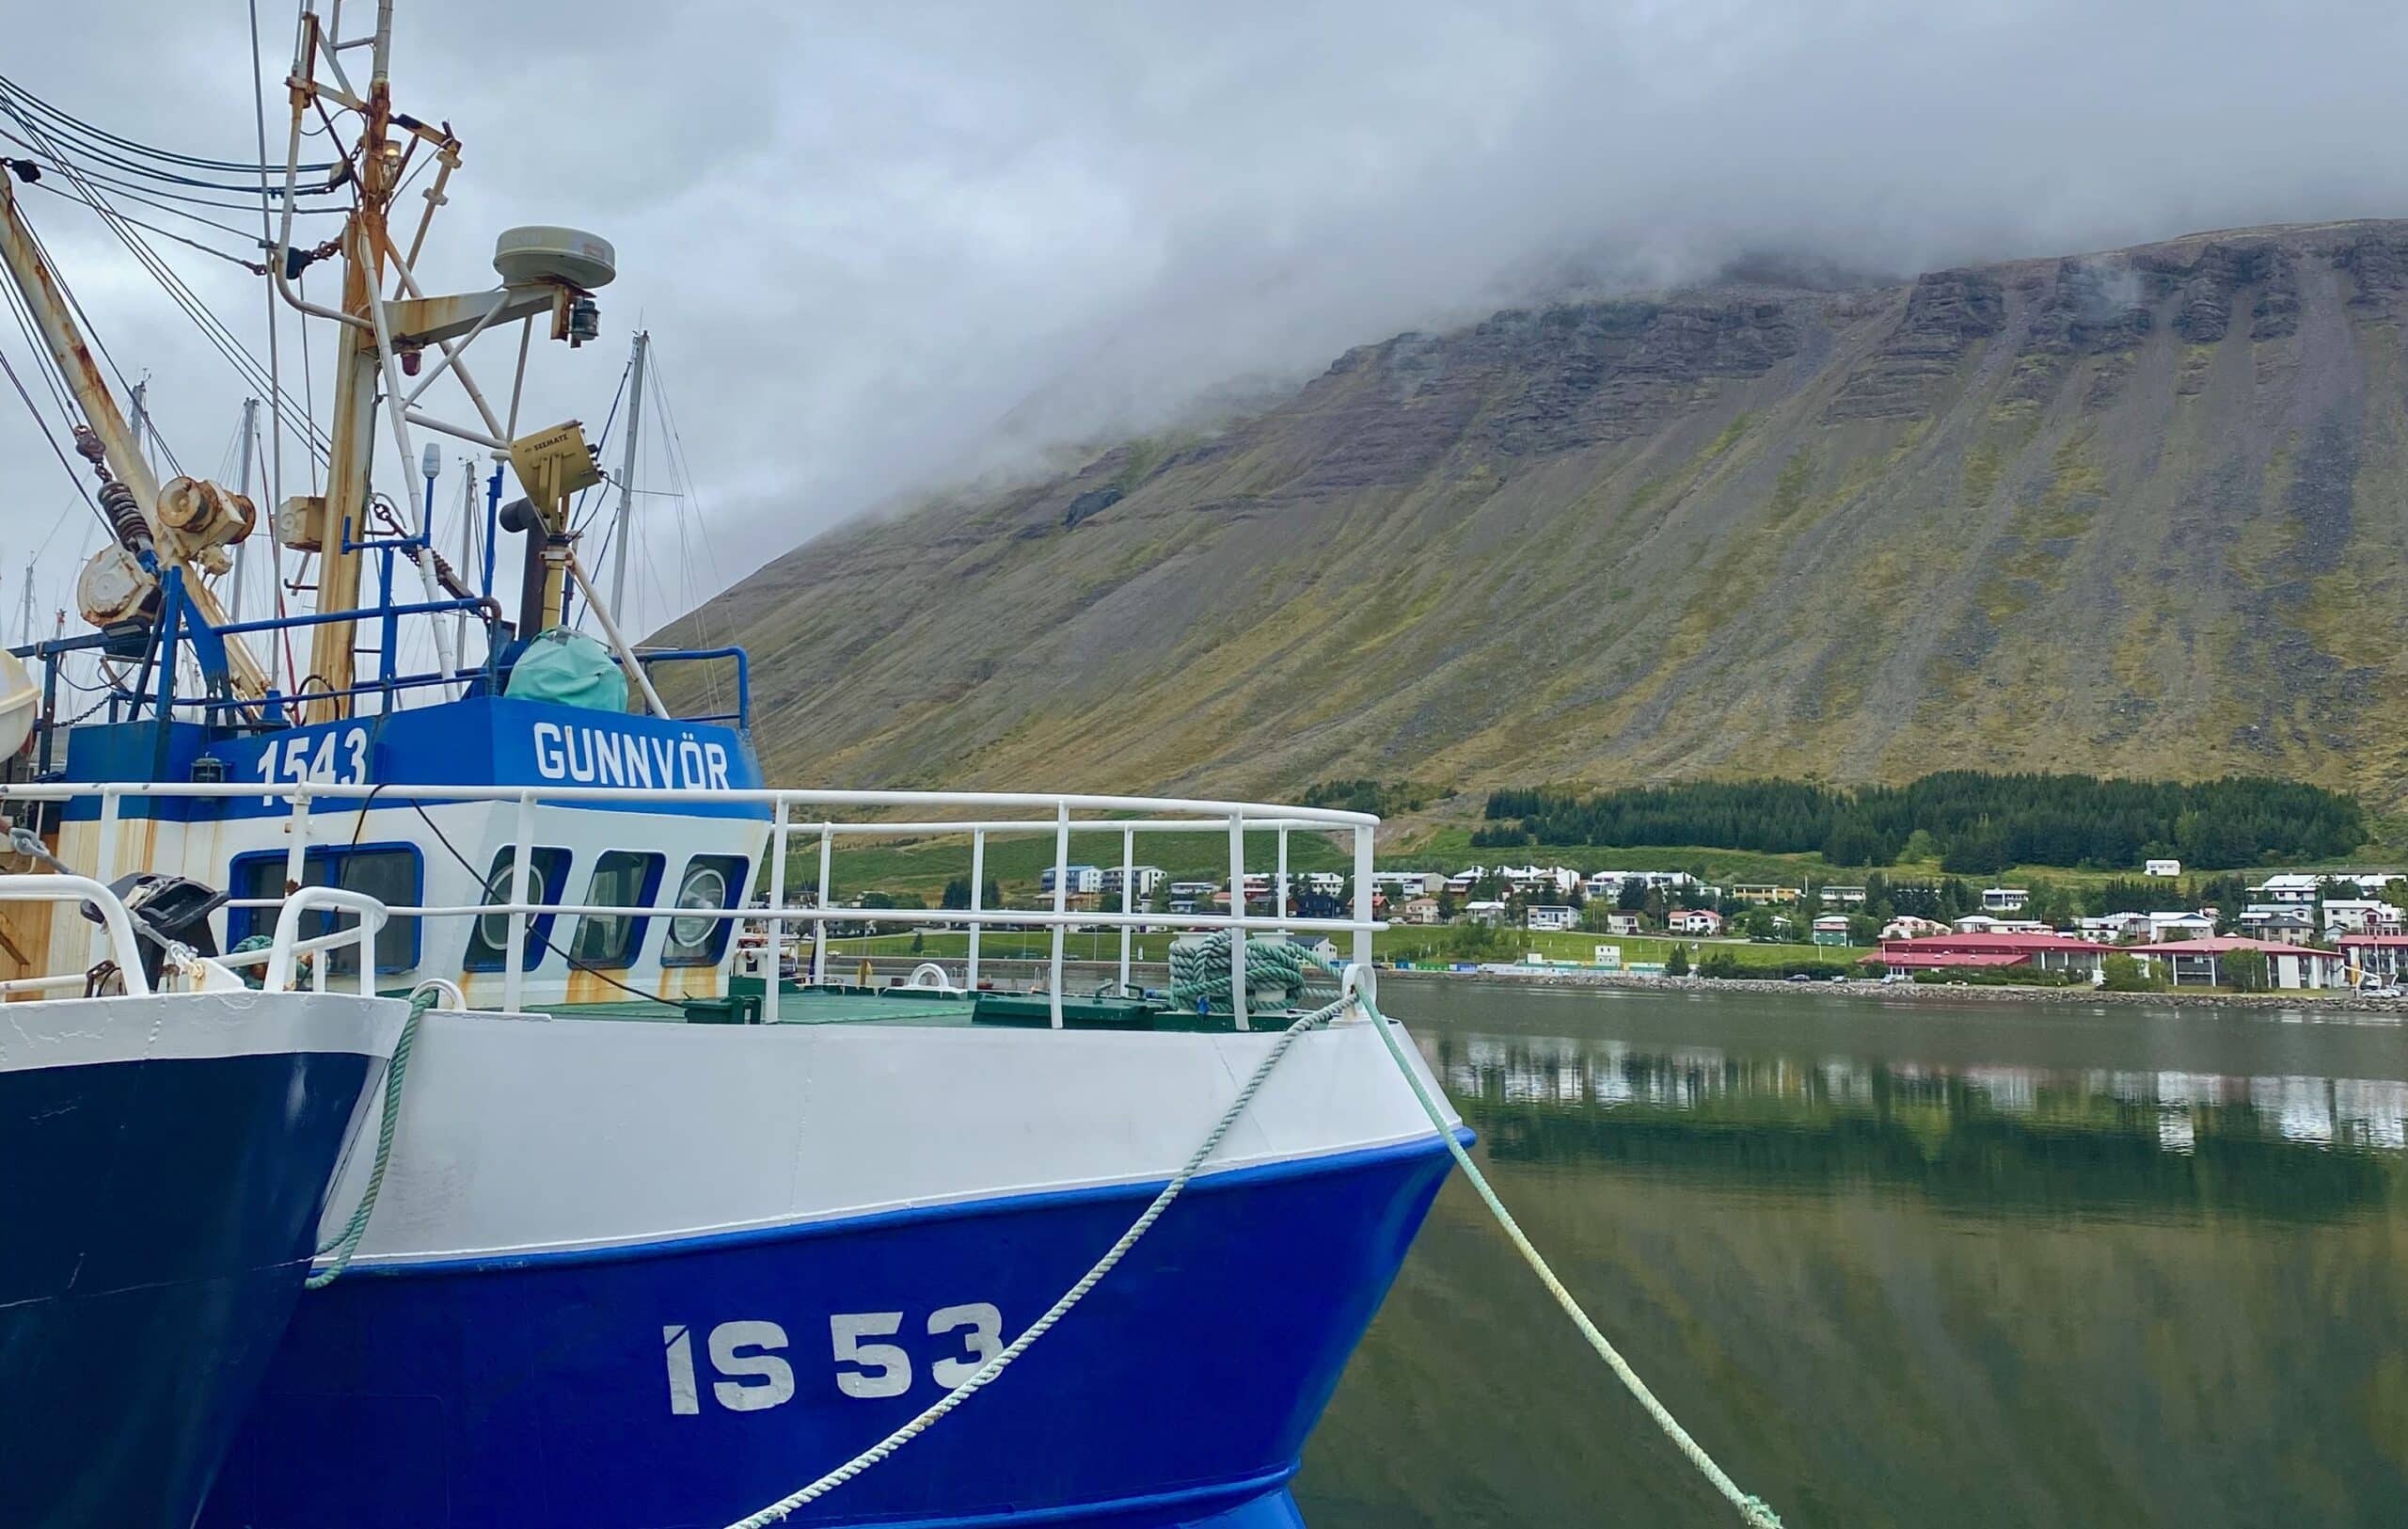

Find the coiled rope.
xmin=305 ymin=985 xmax=437 ymax=1291
xmin=722 ymin=957 xmax=1783 ymax=1529
xmin=1165 ymin=931 xmax=1336 ymax=1012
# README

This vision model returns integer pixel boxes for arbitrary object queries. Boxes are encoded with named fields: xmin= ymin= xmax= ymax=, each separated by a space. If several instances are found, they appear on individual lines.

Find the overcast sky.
xmin=6 ymin=0 xmax=2408 ymax=650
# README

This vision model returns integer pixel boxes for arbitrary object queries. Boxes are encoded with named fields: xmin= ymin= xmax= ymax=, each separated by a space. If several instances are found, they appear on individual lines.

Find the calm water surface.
xmin=1296 ymin=980 xmax=2408 ymax=1527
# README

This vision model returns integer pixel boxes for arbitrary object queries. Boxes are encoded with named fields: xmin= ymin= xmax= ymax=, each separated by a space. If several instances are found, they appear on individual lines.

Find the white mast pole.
xmin=609 ymin=329 xmax=647 ymax=621
xmin=455 ymin=458 xmax=476 ymax=668
xmin=232 ymin=396 xmax=259 ymax=624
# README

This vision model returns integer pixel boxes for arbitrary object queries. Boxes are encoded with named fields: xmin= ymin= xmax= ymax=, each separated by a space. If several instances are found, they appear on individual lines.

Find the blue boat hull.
xmin=0 ymin=1047 xmax=379 ymax=1529
xmin=206 ymin=1135 xmax=1459 ymax=1528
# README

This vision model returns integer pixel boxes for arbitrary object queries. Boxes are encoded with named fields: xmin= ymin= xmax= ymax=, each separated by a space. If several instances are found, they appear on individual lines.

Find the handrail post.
xmin=763 ymin=797 xmax=788 ymax=1023
xmin=1117 ymin=825 xmax=1133 ymax=995
xmin=1228 ymin=809 xmax=1248 ymax=1031
xmin=1275 ymin=826 xmax=1290 ymax=941
xmin=1353 ymin=821 xmax=1375 ymax=969
xmin=1048 ymin=801 xmax=1068 ymax=1028
xmin=967 ymin=828 xmax=986 ymax=991
xmin=93 ymin=787 xmax=121 ymax=967
xmin=811 ymin=826 xmax=832 ymax=986
xmin=503 ymin=788 xmax=532 ymax=1012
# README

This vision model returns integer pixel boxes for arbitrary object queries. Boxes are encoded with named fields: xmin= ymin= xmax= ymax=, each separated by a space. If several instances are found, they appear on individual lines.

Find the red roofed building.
xmin=1865 ymin=932 xmax=2110 ymax=978
xmin=2142 ymin=936 xmax=2345 ymax=990
xmin=2336 ymin=933 xmax=2408 ymax=985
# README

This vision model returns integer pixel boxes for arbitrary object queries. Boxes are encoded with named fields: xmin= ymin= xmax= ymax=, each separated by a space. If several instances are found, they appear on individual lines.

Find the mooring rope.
xmin=1165 ymin=930 xmax=1336 ymax=1012
xmin=304 ymin=984 xmax=437 ymax=1291
xmin=722 ymin=958 xmax=1782 ymax=1529
xmin=720 ymin=989 xmax=1355 ymax=1528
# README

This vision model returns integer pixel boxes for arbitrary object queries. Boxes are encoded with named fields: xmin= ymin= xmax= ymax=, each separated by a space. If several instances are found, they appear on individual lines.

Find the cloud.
xmin=5 ymin=0 xmax=2408 ymax=643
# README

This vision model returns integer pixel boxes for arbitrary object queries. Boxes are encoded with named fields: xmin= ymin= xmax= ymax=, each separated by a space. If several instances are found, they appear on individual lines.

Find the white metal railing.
xmin=0 ymin=781 xmax=1386 ymax=1030
xmin=0 ymin=874 xmax=151 ymax=995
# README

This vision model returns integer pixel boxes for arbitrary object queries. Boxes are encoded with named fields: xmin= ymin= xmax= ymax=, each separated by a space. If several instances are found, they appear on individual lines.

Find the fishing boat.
xmin=0 ymin=7 xmax=1462 ymax=1526
xmin=0 ymin=867 xmax=404 ymax=1528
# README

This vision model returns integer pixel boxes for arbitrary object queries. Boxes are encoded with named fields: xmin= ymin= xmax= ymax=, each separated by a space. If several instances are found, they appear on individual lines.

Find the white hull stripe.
xmin=0 ymin=991 xmax=407 ymax=1074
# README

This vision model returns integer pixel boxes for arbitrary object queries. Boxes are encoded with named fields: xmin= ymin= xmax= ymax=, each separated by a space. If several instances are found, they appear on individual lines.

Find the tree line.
xmin=1478 ymin=772 xmax=2366 ymax=871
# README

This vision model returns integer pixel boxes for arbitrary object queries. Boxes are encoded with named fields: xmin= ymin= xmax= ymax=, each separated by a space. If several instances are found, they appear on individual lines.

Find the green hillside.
xmin=657 ymin=219 xmax=2408 ymax=812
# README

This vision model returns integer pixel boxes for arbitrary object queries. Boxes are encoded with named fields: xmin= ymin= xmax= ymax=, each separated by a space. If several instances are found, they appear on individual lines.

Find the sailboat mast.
xmin=232 ymin=397 xmax=258 ymax=624
xmin=610 ymin=330 xmax=647 ymax=619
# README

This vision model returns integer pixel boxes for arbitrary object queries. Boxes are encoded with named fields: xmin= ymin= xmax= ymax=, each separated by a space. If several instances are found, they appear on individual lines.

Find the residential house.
xmin=1374 ymin=870 xmax=1445 ymax=898
xmin=2320 ymin=900 xmax=2404 ymax=936
xmin=2248 ymin=873 xmax=2323 ymax=905
xmin=1527 ymin=905 xmax=1580 ymax=932
xmin=1880 ymin=916 xmax=1948 ymax=940
xmin=1463 ymin=900 xmax=1510 ymax=925
xmin=1732 ymin=884 xmax=1801 ymax=905
xmin=1039 ymin=865 xmax=1103 ymax=896
xmin=1867 ymin=932 xmax=2111 ymax=979
xmin=1822 ymin=886 xmax=1868 ymax=907
xmin=1667 ymin=908 xmax=1722 ymax=936
xmin=1952 ymin=914 xmax=2005 ymax=934
xmin=2146 ymin=911 xmax=2215 ymax=943
xmin=2076 ymin=912 xmax=2150 ymax=944
xmin=1399 ymin=896 xmax=1442 ymax=925
xmin=1099 ymin=865 xmax=1164 ymax=900
xmin=1444 ymin=867 xmax=1488 ymax=896
xmin=1605 ymin=911 xmax=1646 ymax=936
xmin=2146 ymin=858 xmax=2182 ymax=877
xmin=1304 ymin=870 xmax=1347 ymax=897
xmin=1811 ymin=914 xmax=1852 ymax=947
xmin=2141 ymin=937 xmax=2345 ymax=990
xmin=1981 ymin=887 xmax=2031 ymax=914
xmin=2237 ymin=906 xmax=2318 ymax=945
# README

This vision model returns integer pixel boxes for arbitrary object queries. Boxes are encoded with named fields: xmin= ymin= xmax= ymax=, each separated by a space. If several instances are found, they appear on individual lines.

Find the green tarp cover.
xmin=506 ymin=627 xmax=626 ymax=710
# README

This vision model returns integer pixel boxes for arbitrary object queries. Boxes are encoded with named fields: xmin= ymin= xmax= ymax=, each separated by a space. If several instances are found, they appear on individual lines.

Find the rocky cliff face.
xmin=657 ymin=219 xmax=2408 ymax=807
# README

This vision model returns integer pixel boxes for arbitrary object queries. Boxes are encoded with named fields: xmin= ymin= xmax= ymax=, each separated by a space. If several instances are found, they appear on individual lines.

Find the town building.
xmin=1373 ymin=870 xmax=1445 ymax=897
xmin=1732 ymin=884 xmax=1801 ymax=905
xmin=1867 ymin=932 xmax=2111 ymax=979
xmin=1667 ymin=908 xmax=1723 ymax=936
xmin=2075 ymin=912 xmax=2150 ymax=944
xmin=2318 ymin=900 xmax=2403 ymax=936
xmin=1821 ymin=886 xmax=1868 ymax=906
xmin=1582 ymin=869 xmax=1704 ymax=900
xmin=1879 ymin=916 xmax=1948 ymax=940
xmin=2337 ymin=934 xmax=2408 ymax=985
xmin=2248 ymin=873 xmax=2323 ymax=905
xmin=1980 ymin=887 xmax=2030 ymax=914
xmin=2146 ymin=858 xmax=2182 ymax=877
xmin=1604 ymin=911 xmax=1646 ymax=936
xmin=2140 ymin=937 xmax=2345 ymax=990
xmin=2146 ymin=911 xmax=2215 ymax=943
xmin=2237 ymin=907 xmax=2318 ymax=945
xmin=1399 ymin=896 xmax=1443 ymax=925
xmin=1526 ymin=905 xmax=1580 ymax=932
xmin=1463 ymin=900 xmax=1509 ymax=925
xmin=1099 ymin=865 xmax=1164 ymax=900
xmin=1811 ymin=915 xmax=1852 ymax=947
xmin=1039 ymin=864 xmax=1104 ymax=896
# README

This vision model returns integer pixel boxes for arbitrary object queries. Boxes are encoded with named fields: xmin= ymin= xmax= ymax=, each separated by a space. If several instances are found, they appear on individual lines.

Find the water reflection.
xmin=1298 ymin=986 xmax=2408 ymax=1527
xmin=1423 ymin=1029 xmax=2406 ymax=1218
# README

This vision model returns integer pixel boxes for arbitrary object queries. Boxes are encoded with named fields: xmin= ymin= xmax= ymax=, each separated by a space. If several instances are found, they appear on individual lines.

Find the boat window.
xmin=661 ymin=854 xmax=749 ymax=967
xmin=226 ymin=845 xmax=423 ymax=976
xmin=570 ymin=851 xmax=666 ymax=969
xmin=463 ymin=847 xmax=572 ymax=972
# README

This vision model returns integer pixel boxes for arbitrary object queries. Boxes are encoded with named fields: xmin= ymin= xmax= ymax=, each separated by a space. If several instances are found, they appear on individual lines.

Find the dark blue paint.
xmin=0 ymin=1046 xmax=378 ymax=1529
xmin=206 ymin=1134 xmax=1458 ymax=1529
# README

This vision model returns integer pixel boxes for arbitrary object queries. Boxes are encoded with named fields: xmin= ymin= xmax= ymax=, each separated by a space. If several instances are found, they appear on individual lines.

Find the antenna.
xmin=610 ymin=330 xmax=647 ymax=622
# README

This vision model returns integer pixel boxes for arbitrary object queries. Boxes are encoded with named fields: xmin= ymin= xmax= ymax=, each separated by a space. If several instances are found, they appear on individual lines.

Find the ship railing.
xmin=0 ymin=874 xmax=152 ymax=996
xmin=0 ymin=780 xmax=1385 ymax=1031
xmin=206 ymin=886 xmax=391 ymax=997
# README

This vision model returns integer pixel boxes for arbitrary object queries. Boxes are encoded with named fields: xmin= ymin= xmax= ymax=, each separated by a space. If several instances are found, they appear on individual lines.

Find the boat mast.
xmin=303 ymin=4 xmax=400 ymax=725
xmin=609 ymin=329 xmax=646 ymax=618
xmin=232 ymin=397 xmax=259 ymax=624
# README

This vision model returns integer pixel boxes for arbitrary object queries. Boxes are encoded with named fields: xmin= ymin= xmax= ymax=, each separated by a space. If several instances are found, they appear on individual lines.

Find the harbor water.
xmin=1297 ymin=979 xmax=2408 ymax=1526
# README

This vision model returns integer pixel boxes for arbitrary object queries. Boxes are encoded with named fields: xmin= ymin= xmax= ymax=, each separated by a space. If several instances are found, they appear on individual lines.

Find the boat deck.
xmin=530 ymin=982 xmax=1294 ymax=1033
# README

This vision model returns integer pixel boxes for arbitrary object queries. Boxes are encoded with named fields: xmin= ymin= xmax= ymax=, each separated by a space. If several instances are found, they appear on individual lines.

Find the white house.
xmin=1953 ymin=914 xmax=2005 ymax=933
xmin=1463 ymin=900 xmax=1510 ymax=925
xmin=2320 ymin=900 xmax=2403 ymax=936
xmin=1667 ymin=908 xmax=1723 ymax=936
xmin=1039 ymin=864 xmax=1104 ymax=896
xmin=1604 ymin=911 xmax=1645 ymax=936
xmin=2145 ymin=859 xmax=2182 ymax=877
xmin=2249 ymin=873 xmax=2323 ymax=905
xmin=2147 ymin=911 xmax=2215 ymax=943
xmin=2076 ymin=912 xmax=2151 ymax=943
xmin=1100 ymin=865 xmax=1164 ymax=899
xmin=1981 ymin=887 xmax=2030 ymax=914
xmin=1400 ymin=896 xmax=1442 ymax=925
xmin=2237 ymin=906 xmax=2318 ymax=945
xmin=1526 ymin=905 xmax=1580 ymax=932
xmin=1880 ymin=916 xmax=1948 ymax=940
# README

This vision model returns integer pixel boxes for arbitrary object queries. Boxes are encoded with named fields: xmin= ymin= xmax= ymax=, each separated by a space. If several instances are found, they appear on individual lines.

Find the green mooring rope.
xmin=305 ymin=986 xmax=436 ymax=1291
xmin=1165 ymin=931 xmax=1338 ymax=1013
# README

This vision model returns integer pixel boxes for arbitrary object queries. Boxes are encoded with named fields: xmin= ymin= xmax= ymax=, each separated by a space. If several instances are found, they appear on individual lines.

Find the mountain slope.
xmin=657 ymin=219 xmax=2408 ymax=808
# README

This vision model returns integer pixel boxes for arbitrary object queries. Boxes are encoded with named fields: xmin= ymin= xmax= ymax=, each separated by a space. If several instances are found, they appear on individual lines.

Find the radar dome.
xmin=493 ymin=226 xmax=616 ymax=290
